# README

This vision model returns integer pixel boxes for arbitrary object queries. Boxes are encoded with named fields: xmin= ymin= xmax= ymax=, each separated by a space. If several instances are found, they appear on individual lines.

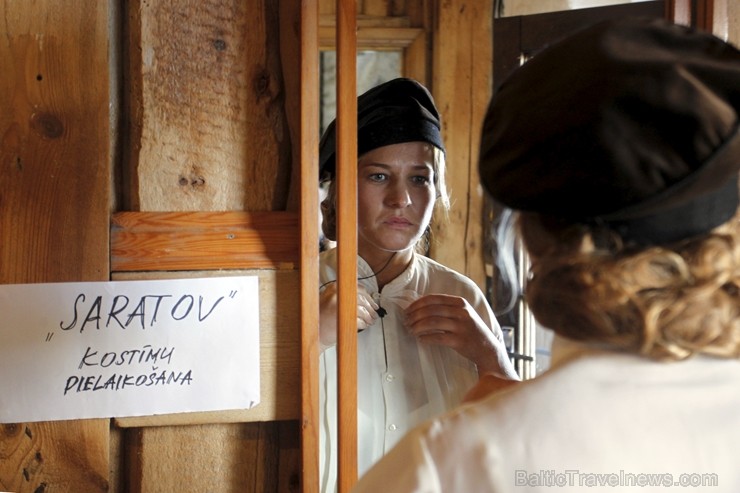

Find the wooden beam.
xmin=319 ymin=14 xmax=411 ymax=27
xmin=297 ymin=0 xmax=322 ymax=491
xmin=0 ymin=1 xmax=111 ymax=491
xmin=125 ymin=422 xmax=290 ymax=492
xmin=110 ymin=211 xmax=299 ymax=272
xmin=431 ymin=0 xmax=493 ymax=289
xmin=694 ymin=0 xmax=715 ymax=32
xmin=319 ymin=26 xmax=423 ymax=50
xmin=123 ymin=0 xmax=291 ymax=212
xmin=335 ymin=0 xmax=359 ymax=490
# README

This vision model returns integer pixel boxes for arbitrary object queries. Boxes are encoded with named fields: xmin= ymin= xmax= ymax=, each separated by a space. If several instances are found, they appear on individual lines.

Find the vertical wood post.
xmin=335 ymin=0 xmax=358 ymax=491
xmin=0 ymin=2 xmax=111 ymax=491
xmin=430 ymin=0 xmax=493 ymax=289
xmin=300 ymin=0 xmax=321 ymax=491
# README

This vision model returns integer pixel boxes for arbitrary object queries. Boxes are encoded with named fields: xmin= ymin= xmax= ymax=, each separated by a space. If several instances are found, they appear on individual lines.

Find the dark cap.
xmin=479 ymin=17 xmax=740 ymax=245
xmin=319 ymin=77 xmax=445 ymax=178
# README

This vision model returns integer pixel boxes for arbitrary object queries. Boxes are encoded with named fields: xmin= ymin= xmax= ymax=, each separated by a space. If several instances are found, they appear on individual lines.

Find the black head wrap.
xmin=319 ymin=77 xmax=444 ymax=179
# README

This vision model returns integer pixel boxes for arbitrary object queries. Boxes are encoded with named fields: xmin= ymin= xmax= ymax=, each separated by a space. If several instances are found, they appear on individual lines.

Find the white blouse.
xmin=319 ymin=248 xmax=506 ymax=493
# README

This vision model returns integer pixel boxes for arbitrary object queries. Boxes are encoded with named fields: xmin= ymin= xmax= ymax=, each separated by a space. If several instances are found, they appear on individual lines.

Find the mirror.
xmin=320 ymin=50 xmax=402 ymax=134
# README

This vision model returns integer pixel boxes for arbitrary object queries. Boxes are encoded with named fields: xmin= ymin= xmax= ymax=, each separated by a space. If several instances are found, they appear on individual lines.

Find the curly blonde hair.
xmin=518 ymin=209 xmax=740 ymax=361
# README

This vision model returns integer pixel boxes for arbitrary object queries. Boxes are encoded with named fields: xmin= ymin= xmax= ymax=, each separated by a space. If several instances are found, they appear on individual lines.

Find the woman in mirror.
xmin=317 ymin=77 xmax=519 ymax=492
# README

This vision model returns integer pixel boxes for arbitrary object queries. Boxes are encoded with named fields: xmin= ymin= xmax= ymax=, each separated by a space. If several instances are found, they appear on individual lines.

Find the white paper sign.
xmin=0 ymin=276 xmax=260 ymax=423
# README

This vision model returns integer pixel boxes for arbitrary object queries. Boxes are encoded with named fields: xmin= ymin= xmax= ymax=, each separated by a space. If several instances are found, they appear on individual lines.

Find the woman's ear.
xmin=320 ymin=182 xmax=337 ymax=242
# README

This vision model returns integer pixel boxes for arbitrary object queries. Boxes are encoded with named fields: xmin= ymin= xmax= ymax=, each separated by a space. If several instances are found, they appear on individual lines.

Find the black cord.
xmin=319 ymin=252 xmax=397 ymax=290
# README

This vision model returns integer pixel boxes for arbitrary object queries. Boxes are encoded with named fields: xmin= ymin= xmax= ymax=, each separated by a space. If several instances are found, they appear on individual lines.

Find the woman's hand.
xmin=319 ymin=283 xmax=379 ymax=350
xmin=404 ymin=294 xmax=518 ymax=379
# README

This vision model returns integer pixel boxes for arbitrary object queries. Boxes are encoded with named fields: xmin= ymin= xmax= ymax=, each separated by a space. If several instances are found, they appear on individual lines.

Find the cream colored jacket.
xmin=353 ymin=336 xmax=740 ymax=493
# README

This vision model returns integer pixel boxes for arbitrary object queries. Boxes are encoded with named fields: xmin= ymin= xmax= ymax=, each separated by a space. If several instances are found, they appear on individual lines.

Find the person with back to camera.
xmin=351 ymin=18 xmax=740 ymax=493
xmin=317 ymin=77 xmax=519 ymax=493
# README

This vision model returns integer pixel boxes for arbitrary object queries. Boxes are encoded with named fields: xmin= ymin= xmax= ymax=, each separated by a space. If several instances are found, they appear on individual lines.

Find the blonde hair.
xmin=518 ymin=209 xmax=740 ymax=361
xmin=321 ymin=145 xmax=449 ymax=245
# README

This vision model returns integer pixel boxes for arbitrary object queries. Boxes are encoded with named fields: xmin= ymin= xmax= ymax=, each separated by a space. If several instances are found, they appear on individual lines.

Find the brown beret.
xmin=479 ymin=17 xmax=740 ymax=244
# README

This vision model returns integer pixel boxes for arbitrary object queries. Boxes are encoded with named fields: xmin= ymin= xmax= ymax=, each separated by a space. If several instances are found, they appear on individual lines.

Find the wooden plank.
xmin=110 ymin=211 xmax=299 ymax=271
xmin=431 ymin=0 xmax=486 ymax=287
xmin=364 ymin=0 xmax=392 ymax=16
xmin=320 ymin=26 xmax=422 ymax=49
xmin=319 ymin=0 xmax=336 ymax=16
xmin=335 ymin=0 xmax=359 ymax=490
xmin=695 ymin=0 xmax=715 ymax=31
xmin=403 ymin=21 xmax=428 ymax=84
xmin=466 ymin=0 xmax=495 ymax=290
xmin=126 ymin=421 xmax=297 ymax=493
xmin=113 ymin=269 xmax=300 ymax=427
xmin=281 ymin=0 xmax=304 ymax=213
xmin=277 ymin=420 xmax=302 ymax=493
xmin=1 ymin=422 xmax=110 ymax=492
xmin=319 ymin=13 xmax=411 ymax=27
xmin=297 ymin=0 xmax=322 ymax=491
xmin=120 ymin=2 xmax=301 ymax=492
xmin=0 ymin=2 xmax=112 ymax=492
xmin=124 ymin=0 xmax=291 ymax=212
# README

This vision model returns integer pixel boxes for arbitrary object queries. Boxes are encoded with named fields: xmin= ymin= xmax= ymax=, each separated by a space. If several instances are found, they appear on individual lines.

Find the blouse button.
xmin=385 ymin=374 xmax=395 ymax=382
xmin=388 ymin=424 xmax=397 ymax=431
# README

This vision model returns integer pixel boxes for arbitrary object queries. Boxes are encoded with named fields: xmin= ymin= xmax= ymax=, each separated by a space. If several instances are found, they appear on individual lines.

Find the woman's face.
xmin=356 ymin=142 xmax=437 ymax=259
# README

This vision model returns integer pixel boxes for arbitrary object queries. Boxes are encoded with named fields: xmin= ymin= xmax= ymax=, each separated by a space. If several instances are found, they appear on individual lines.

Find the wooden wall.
xmin=1 ymin=0 xmax=306 ymax=491
xmin=430 ymin=0 xmax=494 ymax=289
xmin=10 ymin=1 xmax=725 ymax=492
xmin=117 ymin=0 xmax=306 ymax=491
xmin=0 ymin=2 xmax=112 ymax=492
xmin=0 ymin=1 xmax=458 ymax=491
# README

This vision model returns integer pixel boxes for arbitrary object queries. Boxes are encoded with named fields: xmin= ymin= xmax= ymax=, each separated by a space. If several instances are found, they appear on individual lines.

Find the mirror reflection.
xmin=319 ymin=50 xmax=402 ymax=134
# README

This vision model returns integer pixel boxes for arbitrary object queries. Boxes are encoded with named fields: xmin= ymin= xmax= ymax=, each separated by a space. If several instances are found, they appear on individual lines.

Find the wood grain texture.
xmin=0 ymin=1 xmax=112 ymax=492
xmin=335 ymin=0 xmax=359 ymax=490
xmin=113 ymin=269 xmax=300 ymax=427
xmin=319 ymin=25 xmax=423 ymax=49
xmin=466 ymin=0 xmax=495 ymax=290
xmin=320 ymin=0 xmax=409 ymax=17
xmin=118 ymin=2 xmax=301 ymax=492
xmin=110 ymin=211 xmax=299 ymax=271
xmin=126 ymin=420 xmax=299 ymax=493
xmin=430 ymin=0 xmax=492 ymax=290
xmin=125 ymin=0 xmax=291 ymax=212
xmin=0 ymin=2 xmax=111 ymax=284
xmin=296 ymin=0 xmax=322 ymax=491
xmin=281 ymin=0 xmax=304 ymax=212
xmin=1 ymin=422 xmax=110 ymax=492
